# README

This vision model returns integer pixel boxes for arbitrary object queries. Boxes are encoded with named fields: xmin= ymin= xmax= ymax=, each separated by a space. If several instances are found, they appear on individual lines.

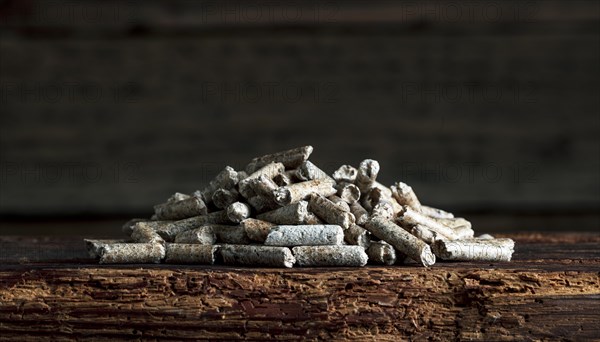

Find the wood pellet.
xmin=85 ymin=145 xmax=514 ymax=267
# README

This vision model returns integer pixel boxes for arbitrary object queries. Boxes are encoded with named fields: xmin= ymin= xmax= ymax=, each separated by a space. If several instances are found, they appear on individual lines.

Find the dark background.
xmin=0 ymin=0 xmax=598 ymax=236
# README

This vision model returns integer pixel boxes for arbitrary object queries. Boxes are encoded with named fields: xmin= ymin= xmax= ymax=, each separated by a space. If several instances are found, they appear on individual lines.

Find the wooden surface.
xmin=1 ymin=0 xmax=599 ymax=217
xmin=0 ymin=232 xmax=599 ymax=340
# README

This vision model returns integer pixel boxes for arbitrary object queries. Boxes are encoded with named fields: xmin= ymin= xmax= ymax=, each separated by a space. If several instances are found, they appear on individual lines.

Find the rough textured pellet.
xmin=264 ymin=225 xmax=344 ymax=246
xmin=156 ymin=211 xmax=231 ymax=241
xmin=238 ymin=162 xmax=285 ymax=198
xmin=213 ymin=225 xmax=251 ymax=244
xmin=371 ymin=201 xmax=395 ymax=220
xmin=226 ymin=202 xmax=251 ymax=223
xmin=84 ymin=239 xmax=129 ymax=258
xmin=131 ymin=222 xmax=165 ymax=245
xmin=221 ymin=245 xmax=295 ymax=268
xmin=240 ymin=218 xmax=275 ymax=242
xmin=420 ymin=205 xmax=455 ymax=219
xmin=245 ymin=145 xmax=313 ymax=174
xmin=257 ymin=201 xmax=309 ymax=225
xmin=198 ymin=166 xmax=239 ymax=203
xmin=99 ymin=243 xmax=165 ymax=264
xmin=292 ymin=245 xmax=368 ymax=267
xmin=309 ymin=193 xmax=356 ymax=229
xmin=332 ymin=164 xmax=358 ymax=183
xmin=273 ymin=178 xmax=337 ymax=206
xmin=246 ymin=195 xmax=278 ymax=213
xmin=430 ymin=216 xmax=472 ymax=229
xmin=365 ymin=216 xmax=436 ymax=267
xmin=350 ymin=202 xmax=369 ymax=226
xmin=452 ymin=225 xmax=475 ymax=240
xmin=303 ymin=212 xmax=324 ymax=225
xmin=164 ymin=244 xmax=219 ymax=264
xmin=355 ymin=159 xmax=380 ymax=193
xmin=432 ymin=238 xmax=515 ymax=262
xmin=397 ymin=206 xmax=457 ymax=240
xmin=366 ymin=187 xmax=403 ymax=215
xmin=153 ymin=196 xmax=208 ymax=220
xmin=174 ymin=226 xmax=216 ymax=245
xmin=273 ymin=172 xmax=293 ymax=186
xmin=336 ymin=182 xmax=360 ymax=204
xmin=166 ymin=192 xmax=191 ymax=203
xmin=410 ymin=224 xmax=447 ymax=244
xmin=121 ymin=218 xmax=150 ymax=236
xmin=367 ymin=241 xmax=398 ymax=265
xmin=390 ymin=182 xmax=422 ymax=210
xmin=296 ymin=160 xmax=334 ymax=182
xmin=249 ymin=175 xmax=279 ymax=199
xmin=212 ymin=188 xmax=240 ymax=209
xmin=327 ymin=195 xmax=351 ymax=212
xmin=477 ymin=234 xmax=495 ymax=240
xmin=344 ymin=224 xmax=371 ymax=249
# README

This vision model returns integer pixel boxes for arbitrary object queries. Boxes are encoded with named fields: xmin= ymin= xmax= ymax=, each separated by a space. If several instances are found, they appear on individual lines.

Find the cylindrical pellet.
xmin=477 ymin=234 xmax=495 ymax=240
xmin=273 ymin=178 xmax=337 ymax=206
xmin=99 ymin=243 xmax=165 ymax=264
xmin=247 ymin=195 xmax=279 ymax=213
xmin=226 ymin=202 xmax=251 ymax=223
xmin=397 ymin=206 xmax=457 ymax=240
xmin=239 ymin=162 xmax=285 ymax=198
xmin=84 ymin=239 xmax=129 ymax=258
xmin=256 ymin=201 xmax=309 ymax=225
xmin=452 ymin=225 xmax=475 ymax=240
xmin=410 ymin=224 xmax=447 ymax=244
xmin=213 ymin=225 xmax=251 ymax=244
xmin=273 ymin=171 xmax=294 ymax=186
xmin=131 ymin=222 xmax=165 ymax=245
xmin=336 ymin=182 xmax=360 ymax=204
xmin=264 ymin=225 xmax=344 ymax=246
xmin=249 ymin=175 xmax=279 ymax=199
xmin=367 ymin=241 xmax=397 ymax=265
xmin=292 ymin=246 xmax=368 ymax=267
xmin=355 ymin=159 xmax=380 ymax=193
xmin=156 ymin=211 xmax=231 ymax=241
xmin=308 ymin=193 xmax=355 ymax=229
xmin=390 ymin=182 xmax=422 ymax=210
xmin=153 ymin=196 xmax=208 ymax=221
xmin=164 ymin=244 xmax=219 ymax=264
xmin=420 ymin=205 xmax=455 ymax=219
xmin=350 ymin=202 xmax=369 ymax=226
xmin=245 ymin=145 xmax=313 ymax=174
xmin=432 ymin=238 xmax=515 ymax=262
xmin=198 ymin=166 xmax=239 ymax=203
xmin=344 ymin=224 xmax=371 ymax=249
xmin=430 ymin=216 xmax=472 ymax=229
xmin=174 ymin=226 xmax=216 ymax=244
xmin=366 ymin=187 xmax=403 ymax=215
xmin=303 ymin=211 xmax=324 ymax=225
xmin=332 ymin=164 xmax=358 ymax=183
xmin=212 ymin=188 xmax=239 ymax=209
xmin=327 ymin=195 xmax=351 ymax=212
xmin=121 ymin=218 xmax=150 ymax=236
xmin=365 ymin=216 xmax=435 ymax=267
xmin=166 ymin=192 xmax=190 ymax=203
xmin=296 ymin=160 xmax=333 ymax=182
xmin=371 ymin=201 xmax=395 ymax=220
xmin=221 ymin=244 xmax=295 ymax=268
xmin=240 ymin=218 xmax=275 ymax=242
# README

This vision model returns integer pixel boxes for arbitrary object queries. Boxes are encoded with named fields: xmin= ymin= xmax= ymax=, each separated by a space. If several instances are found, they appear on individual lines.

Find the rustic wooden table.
xmin=1 ymin=233 xmax=599 ymax=341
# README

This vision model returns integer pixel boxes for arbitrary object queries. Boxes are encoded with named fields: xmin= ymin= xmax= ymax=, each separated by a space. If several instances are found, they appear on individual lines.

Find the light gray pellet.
xmin=245 ymin=145 xmax=313 ymax=174
xmin=164 ymin=244 xmax=219 ymax=264
xmin=273 ymin=178 xmax=337 ymax=206
xmin=344 ymin=224 xmax=371 ymax=249
xmin=131 ymin=222 xmax=166 ymax=245
xmin=452 ymin=225 xmax=475 ymax=240
xmin=390 ymin=182 xmax=422 ymax=210
xmin=264 ymin=225 xmax=344 ymax=246
xmin=256 ymin=201 xmax=309 ymax=225
xmin=367 ymin=241 xmax=398 ymax=265
xmin=432 ymin=238 xmax=515 ymax=262
xmin=249 ymin=175 xmax=279 ymax=199
xmin=84 ymin=239 xmax=129 ymax=258
xmin=397 ymin=206 xmax=457 ymax=240
xmin=240 ymin=218 xmax=275 ymax=242
xmin=327 ymin=195 xmax=351 ymax=212
xmin=166 ymin=192 xmax=191 ymax=203
xmin=99 ymin=243 xmax=165 ymax=264
xmin=296 ymin=160 xmax=334 ymax=182
xmin=365 ymin=216 xmax=436 ymax=267
xmin=477 ymin=233 xmax=495 ymax=240
xmin=174 ymin=226 xmax=216 ymax=244
xmin=332 ymin=164 xmax=358 ymax=183
xmin=153 ymin=196 xmax=208 ymax=220
xmin=355 ymin=159 xmax=380 ymax=193
xmin=350 ymin=202 xmax=369 ymax=226
xmin=221 ymin=244 xmax=295 ymax=268
xmin=198 ymin=166 xmax=239 ymax=203
xmin=156 ymin=211 xmax=231 ymax=241
xmin=212 ymin=188 xmax=240 ymax=209
xmin=226 ymin=201 xmax=251 ymax=223
xmin=308 ymin=193 xmax=355 ymax=229
xmin=420 ymin=205 xmax=455 ymax=219
xmin=121 ymin=218 xmax=150 ymax=236
xmin=371 ymin=201 xmax=395 ymax=220
xmin=292 ymin=245 xmax=368 ymax=267
xmin=410 ymin=224 xmax=447 ymax=244
xmin=238 ymin=162 xmax=285 ymax=198
xmin=303 ymin=211 xmax=324 ymax=225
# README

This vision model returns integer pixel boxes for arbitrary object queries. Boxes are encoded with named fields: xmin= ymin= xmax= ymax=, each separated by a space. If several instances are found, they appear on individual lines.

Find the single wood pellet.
xmin=85 ymin=145 xmax=513 ymax=267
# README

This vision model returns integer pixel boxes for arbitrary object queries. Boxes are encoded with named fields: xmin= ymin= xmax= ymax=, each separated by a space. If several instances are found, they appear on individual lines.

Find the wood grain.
xmin=0 ymin=233 xmax=598 ymax=340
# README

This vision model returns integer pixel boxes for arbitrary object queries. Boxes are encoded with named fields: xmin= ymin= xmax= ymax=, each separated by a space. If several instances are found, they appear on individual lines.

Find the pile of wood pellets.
xmin=85 ymin=146 xmax=514 ymax=267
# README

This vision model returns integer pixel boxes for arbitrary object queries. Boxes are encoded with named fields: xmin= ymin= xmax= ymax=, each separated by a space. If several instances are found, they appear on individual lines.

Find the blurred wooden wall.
xmin=0 ymin=1 xmax=598 ymax=221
